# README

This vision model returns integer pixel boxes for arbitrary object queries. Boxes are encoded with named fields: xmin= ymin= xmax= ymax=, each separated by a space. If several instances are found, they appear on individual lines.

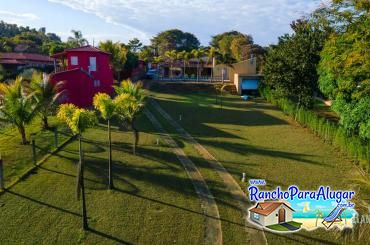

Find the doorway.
xmin=278 ymin=208 xmax=286 ymax=223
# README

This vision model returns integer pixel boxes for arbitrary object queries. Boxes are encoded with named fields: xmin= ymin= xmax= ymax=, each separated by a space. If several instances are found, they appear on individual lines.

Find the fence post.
xmin=54 ymin=128 xmax=58 ymax=148
xmin=0 ymin=154 xmax=4 ymax=190
xmin=32 ymin=139 xmax=36 ymax=164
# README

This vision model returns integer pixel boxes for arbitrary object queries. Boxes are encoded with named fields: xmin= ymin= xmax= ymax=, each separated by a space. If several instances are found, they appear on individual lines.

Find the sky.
xmin=0 ymin=0 xmax=328 ymax=46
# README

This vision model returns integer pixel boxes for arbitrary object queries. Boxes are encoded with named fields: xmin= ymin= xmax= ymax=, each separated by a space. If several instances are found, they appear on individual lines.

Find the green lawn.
xmin=1 ymin=83 xmax=370 ymax=244
xmin=0 ymin=117 xmax=70 ymax=186
xmin=148 ymin=84 xmax=370 ymax=244
xmin=0 ymin=114 xmax=204 ymax=244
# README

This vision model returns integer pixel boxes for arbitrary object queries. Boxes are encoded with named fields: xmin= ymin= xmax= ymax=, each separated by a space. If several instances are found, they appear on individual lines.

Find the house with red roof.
xmin=0 ymin=52 xmax=54 ymax=70
xmin=249 ymin=202 xmax=294 ymax=227
xmin=50 ymin=45 xmax=114 ymax=107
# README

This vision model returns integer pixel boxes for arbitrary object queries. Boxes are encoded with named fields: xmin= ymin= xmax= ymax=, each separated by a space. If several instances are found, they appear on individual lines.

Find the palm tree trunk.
xmin=78 ymin=134 xmax=88 ymax=230
xmin=131 ymin=119 xmax=139 ymax=155
xmin=197 ymin=60 xmax=199 ymax=82
xmin=19 ymin=125 xmax=27 ymax=145
xmin=108 ymin=120 xmax=113 ymax=189
xmin=42 ymin=115 xmax=49 ymax=129
xmin=183 ymin=60 xmax=186 ymax=79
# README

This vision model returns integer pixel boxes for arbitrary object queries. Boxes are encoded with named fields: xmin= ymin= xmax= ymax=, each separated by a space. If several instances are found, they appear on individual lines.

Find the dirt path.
xmin=150 ymin=100 xmax=267 ymax=245
xmin=144 ymin=109 xmax=222 ymax=245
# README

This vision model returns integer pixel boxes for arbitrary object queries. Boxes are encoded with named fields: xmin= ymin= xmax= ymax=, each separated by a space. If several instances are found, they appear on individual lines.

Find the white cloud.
xmin=0 ymin=10 xmax=39 ymax=25
xmin=47 ymin=0 xmax=324 ymax=45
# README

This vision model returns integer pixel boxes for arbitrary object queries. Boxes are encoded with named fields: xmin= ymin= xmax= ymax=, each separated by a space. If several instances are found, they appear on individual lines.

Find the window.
xmin=94 ymin=80 xmax=101 ymax=87
xmin=71 ymin=56 xmax=78 ymax=65
xmin=253 ymin=213 xmax=260 ymax=220
xmin=89 ymin=57 xmax=96 ymax=71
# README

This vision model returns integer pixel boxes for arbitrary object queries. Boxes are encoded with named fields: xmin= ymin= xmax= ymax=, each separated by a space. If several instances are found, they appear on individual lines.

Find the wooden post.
xmin=54 ymin=128 xmax=58 ymax=148
xmin=32 ymin=139 xmax=36 ymax=164
xmin=0 ymin=154 xmax=4 ymax=190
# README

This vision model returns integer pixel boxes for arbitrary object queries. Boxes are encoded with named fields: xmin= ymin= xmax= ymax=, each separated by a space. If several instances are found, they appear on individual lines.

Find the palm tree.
xmin=164 ymin=50 xmax=177 ymax=78
xmin=29 ymin=72 xmax=63 ymax=129
xmin=114 ymin=80 xmax=146 ymax=155
xmin=177 ymin=50 xmax=187 ymax=78
xmin=93 ymin=93 xmax=116 ymax=189
xmin=67 ymin=30 xmax=88 ymax=47
xmin=315 ymin=209 xmax=324 ymax=227
xmin=99 ymin=40 xmax=128 ymax=81
xmin=191 ymin=49 xmax=205 ymax=82
xmin=183 ymin=52 xmax=192 ymax=79
xmin=57 ymin=104 xmax=97 ymax=230
xmin=207 ymin=47 xmax=217 ymax=81
xmin=0 ymin=77 xmax=39 ymax=144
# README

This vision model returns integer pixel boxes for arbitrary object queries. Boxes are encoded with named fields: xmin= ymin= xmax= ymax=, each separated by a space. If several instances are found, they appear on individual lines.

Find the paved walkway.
xmin=144 ymin=109 xmax=222 ymax=245
xmin=150 ymin=99 xmax=267 ymax=245
xmin=280 ymin=222 xmax=300 ymax=231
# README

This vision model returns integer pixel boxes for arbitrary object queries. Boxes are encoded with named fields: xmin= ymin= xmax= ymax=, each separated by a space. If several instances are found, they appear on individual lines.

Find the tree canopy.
xmin=151 ymin=29 xmax=200 ymax=56
xmin=263 ymin=19 xmax=329 ymax=107
xmin=318 ymin=0 xmax=370 ymax=140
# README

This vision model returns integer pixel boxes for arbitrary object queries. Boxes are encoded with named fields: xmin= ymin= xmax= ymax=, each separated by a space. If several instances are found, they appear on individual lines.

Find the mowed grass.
xmin=149 ymin=84 xmax=370 ymax=244
xmin=0 ymin=114 xmax=204 ymax=244
xmin=0 ymin=117 xmax=70 ymax=186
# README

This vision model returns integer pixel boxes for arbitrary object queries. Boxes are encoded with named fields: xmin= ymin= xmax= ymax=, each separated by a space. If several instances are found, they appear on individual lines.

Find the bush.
xmin=259 ymin=86 xmax=370 ymax=171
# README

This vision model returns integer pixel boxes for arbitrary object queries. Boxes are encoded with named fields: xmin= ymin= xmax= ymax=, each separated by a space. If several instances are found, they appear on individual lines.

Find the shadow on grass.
xmin=6 ymin=190 xmax=81 ymax=217
xmin=87 ymin=227 xmax=132 ymax=245
xmin=197 ymin=138 xmax=329 ymax=167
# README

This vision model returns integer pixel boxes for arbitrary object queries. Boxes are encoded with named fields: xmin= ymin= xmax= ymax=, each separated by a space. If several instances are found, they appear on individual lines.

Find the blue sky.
xmin=0 ymin=0 xmax=327 ymax=46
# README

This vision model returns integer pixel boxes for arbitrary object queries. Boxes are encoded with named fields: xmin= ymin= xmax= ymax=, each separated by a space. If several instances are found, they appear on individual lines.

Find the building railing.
xmin=54 ymin=66 xmax=68 ymax=73
xmin=156 ymin=75 xmax=230 ymax=82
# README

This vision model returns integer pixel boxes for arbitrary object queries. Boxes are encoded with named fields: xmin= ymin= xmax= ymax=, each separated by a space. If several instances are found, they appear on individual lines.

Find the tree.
xmin=315 ymin=209 xmax=324 ymax=227
xmin=138 ymin=46 xmax=154 ymax=63
xmin=57 ymin=104 xmax=97 ymax=230
xmin=318 ymin=1 xmax=370 ymax=140
xmin=230 ymin=35 xmax=254 ymax=62
xmin=67 ymin=30 xmax=88 ymax=47
xmin=210 ymin=31 xmax=253 ymax=62
xmin=207 ymin=47 xmax=217 ymax=81
xmin=151 ymin=29 xmax=200 ymax=56
xmin=182 ymin=51 xmax=192 ymax=78
xmin=99 ymin=40 xmax=128 ymax=81
xmin=127 ymin=38 xmax=142 ymax=53
xmin=164 ymin=50 xmax=177 ymax=78
xmin=263 ymin=19 xmax=328 ymax=107
xmin=0 ymin=77 xmax=39 ymax=144
xmin=114 ymin=80 xmax=146 ymax=155
xmin=191 ymin=49 xmax=205 ymax=81
xmin=93 ymin=93 xmax=116 ymax=189
xmin=177 ymin=50 xmax=187 ymax=78
xmin=29 ymin=72 xmax=63 ymax=129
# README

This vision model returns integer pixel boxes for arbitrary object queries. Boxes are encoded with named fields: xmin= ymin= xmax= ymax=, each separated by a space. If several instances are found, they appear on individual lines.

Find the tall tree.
xmin=164 ymin=50 xmax=177 ymax=78
xmin=0 ymin=77 xmax=39 ymax=144
xmin=230 ymin=35 xmax=254 ymax=62
xmin=99 ymin=40 xmax=128 ymax=81
xmin=318 ymin=0 xmax=370 ymax=140
xmin=207 ymin=47 xmax=218 ymax=81
xmin=151 ymin=29 xmax=200 ymax=56
xmin=57 ymin=104 xmax=97 ymax=230
xmin=127 ymin=38 xmax=143 ymax=53
xmin=29 ymin=72 xmax=63 ymax=129
xmin=114 ymin=80 xmax=146 ymax=155
xmin=67 ymin=30 xmax=88 ymax=47
xmin=93 ymin=93 xmax=116 ymax=189
xmin=191 ymin=49 xmax=205 ymax=81
xmin=263 ymin=19 xmax=329 ymax=107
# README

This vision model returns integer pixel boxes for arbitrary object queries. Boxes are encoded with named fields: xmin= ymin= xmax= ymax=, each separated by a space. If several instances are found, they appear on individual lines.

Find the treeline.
xmin=0 ymin=19 xmax=266 ymax=65
xmin=261 ymin=0 xmax=370 ymax=168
